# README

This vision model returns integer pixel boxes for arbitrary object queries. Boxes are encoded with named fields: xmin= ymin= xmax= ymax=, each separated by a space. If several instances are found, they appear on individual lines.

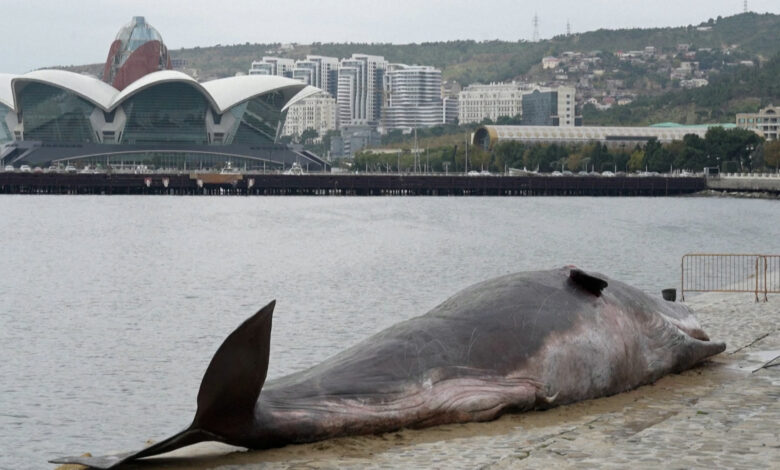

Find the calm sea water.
xmin=1 ymin=196 xmax=778 ymax=469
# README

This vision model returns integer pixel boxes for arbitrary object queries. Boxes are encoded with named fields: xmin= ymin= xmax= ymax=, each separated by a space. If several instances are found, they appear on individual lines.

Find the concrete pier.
xmin=706 ymin=174 xmax=780 ymax=194
xmin=0 ymin=173 xmax=706 ymax=196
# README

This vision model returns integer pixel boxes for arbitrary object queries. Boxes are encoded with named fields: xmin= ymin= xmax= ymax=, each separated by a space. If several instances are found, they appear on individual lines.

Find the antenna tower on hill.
xmin=744 ymin=0 xmax=748 ymax=13
xmin=566 ymin=20 xmax=571 ymax=36
xmin=533 ymin=14 xmax=539 ymax=42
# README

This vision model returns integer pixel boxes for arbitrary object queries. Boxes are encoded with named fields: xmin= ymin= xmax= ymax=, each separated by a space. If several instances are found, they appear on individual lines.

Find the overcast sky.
xmin=1 ymin=0 xmax=778 ymax=73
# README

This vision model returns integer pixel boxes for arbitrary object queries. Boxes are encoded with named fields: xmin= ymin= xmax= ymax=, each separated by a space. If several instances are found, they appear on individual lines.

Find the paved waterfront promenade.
xmin=57 ymin=291 xmax=779 ymax=469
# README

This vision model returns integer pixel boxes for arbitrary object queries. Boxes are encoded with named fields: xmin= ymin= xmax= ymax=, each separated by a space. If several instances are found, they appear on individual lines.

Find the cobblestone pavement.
xmin=58 ymin=293 xmax=779 ymax=470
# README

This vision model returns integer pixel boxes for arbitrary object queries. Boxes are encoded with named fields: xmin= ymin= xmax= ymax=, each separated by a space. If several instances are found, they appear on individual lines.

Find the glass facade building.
xmin=0 ymin=103 xmax=12 ymax=144
xmin=0 ymin=17 xmax=328 ymax=171
xmin=104 ymin=16 xmax=172 ymax=91
xmin=0 ymin=70 xmax=325 ymax=171
xmin=522 ymin=89 xmax=559 ymax=126
xmin=121 ymin=83 xmax=210 ymax=144
xmin=17 ymin=82 xmax=98 ymax=144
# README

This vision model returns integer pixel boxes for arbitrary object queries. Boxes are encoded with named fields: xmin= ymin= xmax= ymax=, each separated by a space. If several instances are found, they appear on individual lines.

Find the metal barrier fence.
xmin=681 ymin=254 xmax=780 ymax=301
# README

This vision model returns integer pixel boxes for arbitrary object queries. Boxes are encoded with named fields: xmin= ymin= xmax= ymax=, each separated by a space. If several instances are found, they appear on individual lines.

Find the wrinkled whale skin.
xmin=246 ymin=267 xmax=723 ymax=447
xmin=52 ymin=267 xmax=725 ymax=468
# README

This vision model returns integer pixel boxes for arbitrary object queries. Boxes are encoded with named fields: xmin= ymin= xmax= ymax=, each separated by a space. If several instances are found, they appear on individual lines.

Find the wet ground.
xmin=57 ymin=292 xmax=779 ymax=469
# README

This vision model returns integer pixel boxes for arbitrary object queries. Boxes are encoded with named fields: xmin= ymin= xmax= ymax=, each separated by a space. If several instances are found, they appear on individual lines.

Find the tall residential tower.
xmin=382 ymin=64 xmax=447 ymax=130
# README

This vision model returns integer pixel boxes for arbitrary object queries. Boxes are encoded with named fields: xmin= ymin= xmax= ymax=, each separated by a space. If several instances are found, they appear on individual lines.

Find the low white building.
xmin=736 ymin=105 xmax=779 ymax=141
xmin=458 ymin=82 xmax=529 ymax=124
xmin=542 ymin=57 xmax=561 ymax=69
xmin=473 ymin=124 xmax=719 ymax=150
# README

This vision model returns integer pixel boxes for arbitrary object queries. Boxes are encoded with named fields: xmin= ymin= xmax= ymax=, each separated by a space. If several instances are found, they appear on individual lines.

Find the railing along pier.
xmin=681 ymin=254 xmax=780 ymax=302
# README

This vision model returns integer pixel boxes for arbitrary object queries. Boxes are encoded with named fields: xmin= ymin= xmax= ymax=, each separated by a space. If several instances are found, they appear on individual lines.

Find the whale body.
xmin=52 ymin=267 xmax=725 ymax=468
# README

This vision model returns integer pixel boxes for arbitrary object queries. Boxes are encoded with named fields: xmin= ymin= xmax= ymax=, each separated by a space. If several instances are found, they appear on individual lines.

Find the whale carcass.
xmin=52 ymin=267 xmax=725 ymax=468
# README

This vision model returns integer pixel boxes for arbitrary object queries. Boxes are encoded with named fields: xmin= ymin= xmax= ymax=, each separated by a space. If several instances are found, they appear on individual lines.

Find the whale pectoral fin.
xmin=569 ymin=269 xmax=608 ymax=297
xmin=193 ymin=300 xmax=276 ymax=433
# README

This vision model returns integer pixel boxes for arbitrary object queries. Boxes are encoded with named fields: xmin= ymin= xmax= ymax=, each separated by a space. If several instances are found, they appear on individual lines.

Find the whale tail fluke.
xmin=193 ymin=299 xmax=275 ymax=435
xmin=50 ymin=300 xmax=276 ymax=469
xmin=49 ymin=428 xmax=222 ymax=469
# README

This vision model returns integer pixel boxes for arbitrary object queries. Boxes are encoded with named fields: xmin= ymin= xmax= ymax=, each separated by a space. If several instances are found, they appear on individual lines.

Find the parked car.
xmin=65 ymin=165 xmax=77 ymax=173
xmin=601 ymin=171 xmax=615 ymax=177
xmin=3 ymin=165 xmax=13 ymax=172
xmin=19 ymin=165 xmax=32 ymax=172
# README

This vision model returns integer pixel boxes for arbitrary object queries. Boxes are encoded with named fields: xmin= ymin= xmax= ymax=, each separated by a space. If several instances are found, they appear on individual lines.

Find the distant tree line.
xmin=489 ymin=127 xmax=768 ymax=173
xmin=354 ymin=127 xmax=777 ymax=174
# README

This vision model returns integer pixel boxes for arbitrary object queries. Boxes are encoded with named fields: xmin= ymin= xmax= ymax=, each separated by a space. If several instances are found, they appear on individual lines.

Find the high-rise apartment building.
xmin=337 ymin=54 xmax=387 ymax=127
xmin=248 ymin=57 xmax=295 ymax=77
xmin=337 ymin=62 xmax=360 ymax=127
xmin=292 ymin=60 xmax=317 ymax=86
xmin=382 ymin=64 xmax=446 ymax=130
xmin=291 ymin=57 xmax=339 ymax=97
xmin=305 ymin=55 xmax=340 ymax=98
xmin=248 ymin=54 xmax=389 ymax=130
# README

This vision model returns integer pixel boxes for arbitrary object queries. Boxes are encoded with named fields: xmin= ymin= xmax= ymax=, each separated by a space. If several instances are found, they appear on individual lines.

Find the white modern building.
xmin=248 ymin=57 xmax=296 ymax=77
xmin=337 ymin=62 xmax=360 ymax=127
xmin=292 ymin=60 xmax=317 ymax=86
xmin=305 ymin=55 xmax=340 ymax=97
xmin=281 ymin=92 xmax=337 ymax=139
xmin=458 ymin=82 xmax=530 ymax=124
xmin=382 ymin=64 xmax=447 ymax=130
xmin=337 ymin=54 xmax=387 ymax=127
xmin=290 ymin=55 xmax=340 ymax=99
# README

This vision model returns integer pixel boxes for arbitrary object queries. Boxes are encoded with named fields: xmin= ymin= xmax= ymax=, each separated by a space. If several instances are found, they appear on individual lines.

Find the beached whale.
xmin=52 ymin=267 xmax=725 ymax=468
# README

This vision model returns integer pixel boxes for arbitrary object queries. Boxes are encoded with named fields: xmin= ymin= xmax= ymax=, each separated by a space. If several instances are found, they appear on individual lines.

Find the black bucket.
xmin=662 ymin=288 xmax=676 ymax=302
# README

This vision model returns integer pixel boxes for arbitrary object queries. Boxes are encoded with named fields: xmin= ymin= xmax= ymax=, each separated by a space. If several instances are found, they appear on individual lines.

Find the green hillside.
xmin=584 ymin=52 xmax=780 ymax=125
xmin=61 ymin=12 xmax=780 ymax=84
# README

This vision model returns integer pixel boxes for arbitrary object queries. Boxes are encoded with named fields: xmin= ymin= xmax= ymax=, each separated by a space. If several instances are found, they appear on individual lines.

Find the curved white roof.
xmin=109 ymin=70 xmax=218 ymax=111
xmin=12 ymin=69 xmax=118 ymax=110
xmin=201 ymin=75 xmax=308 ymax=113
xmin=0 ymin=73 xmax=17 ymax=110
xmin=282 ymin=85 xmax=324 ymax=112
xmin=2 ymin=69 xmax=317 ymax=115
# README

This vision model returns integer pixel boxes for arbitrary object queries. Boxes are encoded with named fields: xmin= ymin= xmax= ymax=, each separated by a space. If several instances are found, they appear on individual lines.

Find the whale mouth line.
xmin=676 ymin=324 xmax=711 ymax=342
